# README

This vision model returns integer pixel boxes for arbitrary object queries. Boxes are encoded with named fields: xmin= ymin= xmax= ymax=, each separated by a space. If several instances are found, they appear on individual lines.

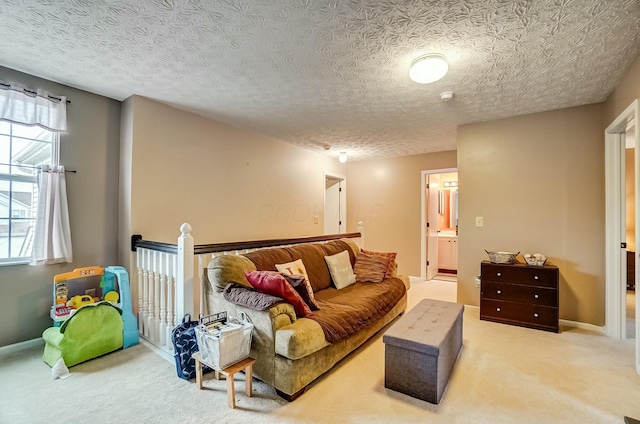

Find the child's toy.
xmin=67 ymin=294 xmax=95 ymax=309
xmin=43 ymin=265 xmax=139 ymax=367
xmin=42 ymin=302 xmax=124 ymax=367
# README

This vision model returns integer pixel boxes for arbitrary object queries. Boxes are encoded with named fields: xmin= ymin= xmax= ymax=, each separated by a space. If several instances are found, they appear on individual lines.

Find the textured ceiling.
xmin=0 ymin=0 xmax=639 ymax=161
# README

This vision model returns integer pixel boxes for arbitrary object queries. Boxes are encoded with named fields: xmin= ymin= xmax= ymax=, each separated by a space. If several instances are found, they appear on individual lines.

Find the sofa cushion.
xmin=353 ymin=252 xmax=389 ymax=283
xmin=275 ymin=258 xmax=310 ymax=282
xmin=324 ymin=250 xmax=356 ymax=289
xmin=284 ymin=243 xmax=333 ymax=292
xmin=243 ymin=248 xmax=294 ymax=273
xmin=245 ymin=270 xmax=312 ymax=318
xmin=361 ymin=249 xmax=397 ymax=278
xmin=208 ymin=254 xmax=257 ymax=293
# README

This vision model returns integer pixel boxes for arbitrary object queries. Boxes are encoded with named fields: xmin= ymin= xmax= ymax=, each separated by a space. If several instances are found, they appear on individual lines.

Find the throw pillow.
xmin=281 ymin=274 xmax=320 ymax=311
xmin=353 ymin=252 xmax=390 ymax=283
xmin=324 ymin=250 xmax=356 ymax=289
xmin=361 ymin=249 xmax=396 ymax=278
xmin=275 ymin=259 xmax=311 ymax=282
xmin=244 ymin=270 xmax=312 ymax=317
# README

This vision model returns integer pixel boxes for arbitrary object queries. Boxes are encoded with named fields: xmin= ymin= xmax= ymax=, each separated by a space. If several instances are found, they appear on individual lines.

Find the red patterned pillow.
xmin=361 ymin=249 xmax=396 ymax=278
xmin=353 ymin=252 xmax=390 ymax=283
xmin=244 ymin=271 xmax=312 ymax=317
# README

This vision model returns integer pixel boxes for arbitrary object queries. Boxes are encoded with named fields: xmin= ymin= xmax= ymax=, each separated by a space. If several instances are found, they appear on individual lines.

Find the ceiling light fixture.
xmin=409 ymin=54 xmax=449 ymax=84
xmin=338 ymin=152 xmax=348 ymax=163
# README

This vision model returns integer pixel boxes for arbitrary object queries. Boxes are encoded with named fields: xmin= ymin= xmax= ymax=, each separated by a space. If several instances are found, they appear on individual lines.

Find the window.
xmin=0 ymin=121 xmax=58 ymax=263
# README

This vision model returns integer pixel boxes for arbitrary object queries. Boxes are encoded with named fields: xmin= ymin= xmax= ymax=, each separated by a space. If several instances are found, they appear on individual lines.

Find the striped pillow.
xmin=353 ymin=252 xmax=390 ymax=283
xmin=361 ymin=249 xmax=396 ymax=278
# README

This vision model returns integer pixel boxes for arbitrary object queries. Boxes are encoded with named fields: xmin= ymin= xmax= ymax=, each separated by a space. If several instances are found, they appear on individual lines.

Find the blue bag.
xmin=171 ymin=314 xmax=212 ymax=380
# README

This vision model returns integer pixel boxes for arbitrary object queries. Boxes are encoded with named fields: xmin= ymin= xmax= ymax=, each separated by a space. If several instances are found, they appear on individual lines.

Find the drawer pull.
xmin=496 ymin=307 xmax=501 ymax=312
xmin=497 ymin=272 xmax=502 ymax=277
xmin=534 ymin=294 xmax=539 ymax=299
xmin=534 ymin=275 xmax=539 ymax=280
xmin=497 ymin=290 xmax=502 ymax=294
xmin=534 ymin=313 xmax=539 ymax=318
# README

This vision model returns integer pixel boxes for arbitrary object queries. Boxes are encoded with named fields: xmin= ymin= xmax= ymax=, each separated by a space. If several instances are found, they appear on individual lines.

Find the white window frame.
xmin=0 ymin=121 xmax=59 ymax=265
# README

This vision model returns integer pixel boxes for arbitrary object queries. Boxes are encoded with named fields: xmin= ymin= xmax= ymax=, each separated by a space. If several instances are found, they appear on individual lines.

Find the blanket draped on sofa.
xmin=308 ymin=278 xmax=406 ymax=343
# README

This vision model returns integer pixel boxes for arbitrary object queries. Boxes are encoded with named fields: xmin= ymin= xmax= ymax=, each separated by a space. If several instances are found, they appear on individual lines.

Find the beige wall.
xmin=457 ymin=103 xmax=605 ymax=325
xmin=119 ymin=96 xmax=346 ymax=267
xmin=0 ymin=66 xmax=121 ymax=346
xmin=345 ymin=151 xmax=457 ymax=276
xmin=604 ymin=55 xmax=640 ymax=126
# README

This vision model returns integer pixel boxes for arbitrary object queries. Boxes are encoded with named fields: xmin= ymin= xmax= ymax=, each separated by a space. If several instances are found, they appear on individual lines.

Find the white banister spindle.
xmin=176 ymin=223 xmax=194 ymax=321
xmin=166 ymin=255 xmax=175 ymax=350
xmin=357 ymin=220 xmax=365 ymax=248
xmin=146 ymin=250 xmax=155 ymax=340
xmin=198 ymin=255 xmax=205 ymax=318
xmin=142 ymin=249 xmax=150 ymax=338
xmin=137 ymin=249 xmax=144 ymax=335
xmin=158 ymin=252 xmax=167 ymax=347
xmin=152 ymin=250 xmax=161 ymax=341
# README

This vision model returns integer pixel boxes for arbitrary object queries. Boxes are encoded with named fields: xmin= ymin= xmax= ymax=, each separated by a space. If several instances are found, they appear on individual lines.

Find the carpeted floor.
xmin=1 ymin=279 xmax=639 ymax=423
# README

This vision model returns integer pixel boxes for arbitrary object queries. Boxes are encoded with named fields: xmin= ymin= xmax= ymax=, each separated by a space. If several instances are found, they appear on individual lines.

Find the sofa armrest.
xmin=268 ymin=303 xmax=297 ymax=330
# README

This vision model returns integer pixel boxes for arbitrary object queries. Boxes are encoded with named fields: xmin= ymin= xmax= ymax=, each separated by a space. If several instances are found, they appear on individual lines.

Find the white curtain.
xmin=0 ymin=84 xmax=67 ymax=132
xmin=30 ymin=165 xmax=73 ymax=265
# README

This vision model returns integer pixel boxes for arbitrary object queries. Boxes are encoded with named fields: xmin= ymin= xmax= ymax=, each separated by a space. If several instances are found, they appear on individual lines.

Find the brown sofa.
xmin=204 ymin=238 xmax=409 ymax=400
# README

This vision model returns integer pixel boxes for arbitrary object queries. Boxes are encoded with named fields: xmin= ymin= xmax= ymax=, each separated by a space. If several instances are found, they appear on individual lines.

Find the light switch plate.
xmin=475 ymin=216 xmax=484 ymax=227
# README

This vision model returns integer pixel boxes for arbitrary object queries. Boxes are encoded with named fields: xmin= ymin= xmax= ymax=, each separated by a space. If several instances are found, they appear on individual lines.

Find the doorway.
xmin=625 ymin=122 xmax=637 ymax=340
xmin=420 ymin=168 xmax=458 ymax=281
xmin=324 ymin=173 xmax=346 ymax=235
xmin=604 ymin=99 xmax=640 ymax=374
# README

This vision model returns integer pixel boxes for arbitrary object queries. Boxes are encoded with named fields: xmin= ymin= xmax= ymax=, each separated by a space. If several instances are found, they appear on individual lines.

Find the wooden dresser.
xmin=480 ymin=261 xmax=559 ymax=333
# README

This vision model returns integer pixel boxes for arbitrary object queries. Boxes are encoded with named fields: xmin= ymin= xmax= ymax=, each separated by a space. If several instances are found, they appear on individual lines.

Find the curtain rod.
xmin=0 ymin=82 xmax=71 ymax=104
xmin=0 ymin=162 xmax=76 ymax=173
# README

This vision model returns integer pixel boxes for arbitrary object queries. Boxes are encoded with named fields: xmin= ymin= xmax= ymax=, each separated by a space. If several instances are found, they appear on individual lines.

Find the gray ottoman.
xmin=383 ymin=298 xmax=463 ymax=404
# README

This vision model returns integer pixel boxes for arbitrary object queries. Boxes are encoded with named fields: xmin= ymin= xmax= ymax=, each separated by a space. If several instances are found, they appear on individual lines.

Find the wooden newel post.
xmin=357 ymin=221 xmax=365 ymax=249
xmin=176 ymin=222 xmax=194 ymax=320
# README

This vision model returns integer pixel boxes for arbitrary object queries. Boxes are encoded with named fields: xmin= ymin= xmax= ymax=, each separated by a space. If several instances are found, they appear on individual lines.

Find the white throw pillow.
xmin=324 ymin=250 xmax=356 ymax=289
xmin=275 ymin=259 xmax=310 ymax=282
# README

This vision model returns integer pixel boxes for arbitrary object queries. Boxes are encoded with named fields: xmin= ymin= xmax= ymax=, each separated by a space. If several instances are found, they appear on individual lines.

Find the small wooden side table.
xmin=192 ymin=353 xmax=256 ymax=409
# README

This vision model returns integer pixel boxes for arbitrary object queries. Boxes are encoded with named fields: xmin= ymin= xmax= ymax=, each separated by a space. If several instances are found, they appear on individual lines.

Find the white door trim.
xmin=420 ymin=167 xmax=458 ymax=280
xmin=604 ymin=99 xmax=639 ymax=374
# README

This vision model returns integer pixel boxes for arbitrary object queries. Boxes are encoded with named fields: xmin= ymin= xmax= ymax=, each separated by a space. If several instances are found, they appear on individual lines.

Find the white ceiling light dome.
xmin=409 ymin=54 xmax=449 ymax=84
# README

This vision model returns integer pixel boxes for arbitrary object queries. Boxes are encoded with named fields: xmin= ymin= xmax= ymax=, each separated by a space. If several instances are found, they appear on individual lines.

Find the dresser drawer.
xmin=480 ymin=299 xmax=558 ymax=332
xmin=481 ymin=262 xmax=558 ymax=288
xmin=481 ymin=281 xmax=557 ymax=307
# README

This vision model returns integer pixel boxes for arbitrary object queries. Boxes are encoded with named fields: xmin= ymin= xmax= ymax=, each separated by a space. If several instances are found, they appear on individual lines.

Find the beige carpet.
xmin=1 ymin=280 xmax=639 ymax=423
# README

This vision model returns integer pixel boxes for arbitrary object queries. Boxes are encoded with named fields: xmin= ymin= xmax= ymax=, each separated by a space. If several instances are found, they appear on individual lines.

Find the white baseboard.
xmin=0 ymin=337 xmax=44 ymax=357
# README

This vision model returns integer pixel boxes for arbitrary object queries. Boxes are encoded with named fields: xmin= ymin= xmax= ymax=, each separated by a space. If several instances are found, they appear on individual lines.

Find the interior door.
xmin=426 ymin=174 xmax=439 ymax=280
xmin=324 ymin=175 xmax=345 ymax=234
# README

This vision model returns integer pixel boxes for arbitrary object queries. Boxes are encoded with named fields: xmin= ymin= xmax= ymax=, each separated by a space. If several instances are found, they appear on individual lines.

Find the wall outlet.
xmin=85 ymin=288 xmax=96 ymax=297
xmin=313 ymin=216 xmax=319 ymax=224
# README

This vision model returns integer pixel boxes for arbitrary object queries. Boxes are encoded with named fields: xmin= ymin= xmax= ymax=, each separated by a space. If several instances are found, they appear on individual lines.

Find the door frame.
xmin=604 ymin=99 xmax=639 ymax=374
xmin=324 ymin=172 xmax=347 ymax=234
xmin=420 ymin=167 xmax=457 ymax=280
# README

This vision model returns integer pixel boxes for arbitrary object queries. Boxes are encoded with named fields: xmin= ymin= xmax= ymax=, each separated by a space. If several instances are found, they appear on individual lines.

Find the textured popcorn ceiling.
xmin=0 ymin=0 xmax=639 ymax=161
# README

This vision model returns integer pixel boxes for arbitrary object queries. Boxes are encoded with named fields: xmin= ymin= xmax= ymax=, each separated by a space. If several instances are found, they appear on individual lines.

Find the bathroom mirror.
xmin=438 ymin=188 xmax=458 ymax=231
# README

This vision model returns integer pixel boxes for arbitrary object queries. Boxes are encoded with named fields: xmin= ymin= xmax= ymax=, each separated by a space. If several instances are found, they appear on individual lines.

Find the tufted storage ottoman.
xmin=383 ymin=298 xmax=463 ymax=404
